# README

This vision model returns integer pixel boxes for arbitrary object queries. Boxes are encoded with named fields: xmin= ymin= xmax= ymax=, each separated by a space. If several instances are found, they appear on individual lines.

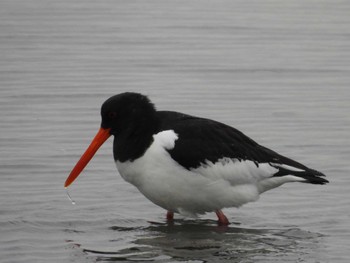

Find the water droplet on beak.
xmin=65 ymin=188 xmax=76 ymax=205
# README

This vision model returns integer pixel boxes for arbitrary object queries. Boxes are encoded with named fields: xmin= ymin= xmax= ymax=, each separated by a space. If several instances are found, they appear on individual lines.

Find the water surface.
xmin=1 ymin=1 xmax=350 ymax=262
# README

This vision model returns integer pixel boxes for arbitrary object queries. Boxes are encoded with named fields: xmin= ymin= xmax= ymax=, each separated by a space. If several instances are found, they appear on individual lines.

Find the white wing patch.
xmin=192 ymin=158 xmax=278 ymax=185
xmin=153 ymin=130 xmax=178 ymax=150
xmin=270 ymin=163 xmax=305 ymax=172
xmin=193 ymin=158 xmax=307 ymax=194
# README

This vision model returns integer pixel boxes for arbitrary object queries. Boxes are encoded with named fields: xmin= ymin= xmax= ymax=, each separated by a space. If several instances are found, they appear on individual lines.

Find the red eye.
xmin=108 ymin=111 xmax=117 ymax=118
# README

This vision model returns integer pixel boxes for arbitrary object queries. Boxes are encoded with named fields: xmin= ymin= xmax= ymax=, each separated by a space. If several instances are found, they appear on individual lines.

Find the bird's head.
xmin=100 ymin=92 xmax=156 ymax=136
xmin=64 ymin=92 xmax=155 ymax=188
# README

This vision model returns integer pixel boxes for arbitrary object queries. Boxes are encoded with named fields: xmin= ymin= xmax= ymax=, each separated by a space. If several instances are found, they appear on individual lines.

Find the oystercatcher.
xmin=65 ymin=92 xmax=328 ymax=225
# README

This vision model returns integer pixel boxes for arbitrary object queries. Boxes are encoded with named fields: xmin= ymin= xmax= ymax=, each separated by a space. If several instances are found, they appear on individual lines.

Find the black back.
xmin=156 ymin=111 xmax=328 ymax=184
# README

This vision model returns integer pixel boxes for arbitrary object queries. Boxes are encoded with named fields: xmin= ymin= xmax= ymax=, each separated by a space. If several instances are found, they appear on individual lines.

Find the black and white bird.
xmin=65 ymin=92 xmax=328 ymax=225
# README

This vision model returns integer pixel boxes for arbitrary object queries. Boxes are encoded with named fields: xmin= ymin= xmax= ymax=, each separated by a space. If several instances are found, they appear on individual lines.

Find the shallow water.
xmin=1 ymin=1 xmax=350 ymax=262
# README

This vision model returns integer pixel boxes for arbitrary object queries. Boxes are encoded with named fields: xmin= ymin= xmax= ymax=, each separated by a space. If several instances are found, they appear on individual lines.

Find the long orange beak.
xmin=64 ymin=127 xmax=111 ymax=188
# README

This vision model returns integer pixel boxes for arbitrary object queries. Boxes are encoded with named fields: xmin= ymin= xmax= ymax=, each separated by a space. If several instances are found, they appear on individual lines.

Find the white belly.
xmin=115 ymin=130 xmax=302 ymax=216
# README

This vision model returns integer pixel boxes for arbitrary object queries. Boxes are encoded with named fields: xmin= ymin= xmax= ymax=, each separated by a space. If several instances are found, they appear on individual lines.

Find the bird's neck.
xmin=113 ymin=115 xmax=159 ymax=162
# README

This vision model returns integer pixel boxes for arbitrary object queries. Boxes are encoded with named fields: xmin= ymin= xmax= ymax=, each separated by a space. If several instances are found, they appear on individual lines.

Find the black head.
xmin=100 ymin=92 xmax=157 ymax=136
xmin=64 ymin=92 xmax=157 ymax=187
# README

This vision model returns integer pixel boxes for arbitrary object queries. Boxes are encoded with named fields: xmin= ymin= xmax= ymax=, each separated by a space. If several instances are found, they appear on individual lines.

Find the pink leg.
xmin=166 ymin=211 xmax=174 ymax=221
xmin=215 ymin=210 xmax=230 ymax=225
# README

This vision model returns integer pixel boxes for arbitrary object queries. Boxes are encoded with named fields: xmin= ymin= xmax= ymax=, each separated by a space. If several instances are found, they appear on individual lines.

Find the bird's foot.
xmin=215 ymin=210 xmax=230 ymax=226
xmin=166 ymin=211 xmax=174 ymax=221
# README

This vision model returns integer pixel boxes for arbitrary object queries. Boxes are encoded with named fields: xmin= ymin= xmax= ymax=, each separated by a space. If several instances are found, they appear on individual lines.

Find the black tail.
xmin=272 ymin=165 xmax=329 ymax=185
xmin=299 ymin=168 xmax=329 ymax=185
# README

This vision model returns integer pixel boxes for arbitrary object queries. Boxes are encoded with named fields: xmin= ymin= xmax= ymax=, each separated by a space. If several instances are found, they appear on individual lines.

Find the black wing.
xmin=157 ymin=111 xmax=328 ymax=185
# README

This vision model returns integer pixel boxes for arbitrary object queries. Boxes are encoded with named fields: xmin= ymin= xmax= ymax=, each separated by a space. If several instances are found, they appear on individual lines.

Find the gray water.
xmin=1 ymin=1 xmax=350 ymax=262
